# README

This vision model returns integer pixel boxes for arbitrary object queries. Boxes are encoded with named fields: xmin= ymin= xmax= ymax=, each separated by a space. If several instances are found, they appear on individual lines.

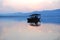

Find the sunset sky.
xmin=0 ymin=0 xmax=60 ymax=13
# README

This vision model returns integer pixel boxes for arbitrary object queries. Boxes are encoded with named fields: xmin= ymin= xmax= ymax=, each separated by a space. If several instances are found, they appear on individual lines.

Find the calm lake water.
xmin=0 ymin=16 xmax=60 ymax=40
xmin=0 ymin=16 xmax=60 ymax=24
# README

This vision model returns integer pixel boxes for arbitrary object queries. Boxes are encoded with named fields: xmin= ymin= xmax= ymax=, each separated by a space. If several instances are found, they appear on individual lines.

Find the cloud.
xmin=0 ymin=0 xmax=60 ymax=13
xmin=0 ymin=0 xmax=3 ymax=8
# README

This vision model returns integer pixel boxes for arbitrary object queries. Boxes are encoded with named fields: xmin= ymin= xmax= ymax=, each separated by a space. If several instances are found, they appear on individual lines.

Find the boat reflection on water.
xmin=27 ymin=14 xmax=41 ymax=26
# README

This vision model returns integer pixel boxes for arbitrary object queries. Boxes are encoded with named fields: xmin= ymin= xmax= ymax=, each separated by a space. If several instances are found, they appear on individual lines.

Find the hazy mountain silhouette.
xmin=0 ymin=9 xmax=60 ymax=16
xmin=30 ymin=9 xmax=60 ymax=24
xmin=0 ymin=9 xmax=60 ymax=24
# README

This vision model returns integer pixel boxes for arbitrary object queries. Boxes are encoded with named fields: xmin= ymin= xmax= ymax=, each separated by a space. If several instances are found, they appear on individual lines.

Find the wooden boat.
xmin=27 ymin=14 xmax=41 ymax=26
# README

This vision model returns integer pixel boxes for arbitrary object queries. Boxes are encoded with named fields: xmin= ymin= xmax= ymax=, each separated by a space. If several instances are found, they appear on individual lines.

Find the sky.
xmin=0 ymin=0 xmax=60 ymax=13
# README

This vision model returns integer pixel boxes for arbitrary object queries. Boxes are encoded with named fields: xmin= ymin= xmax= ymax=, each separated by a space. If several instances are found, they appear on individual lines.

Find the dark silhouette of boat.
xmin=27 ymin=14 xmax=41 ymax=26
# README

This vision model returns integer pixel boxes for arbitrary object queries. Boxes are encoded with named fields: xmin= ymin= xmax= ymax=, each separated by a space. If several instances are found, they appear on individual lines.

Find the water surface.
xmin=0 ymin=16 xmax=60 ymax=40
